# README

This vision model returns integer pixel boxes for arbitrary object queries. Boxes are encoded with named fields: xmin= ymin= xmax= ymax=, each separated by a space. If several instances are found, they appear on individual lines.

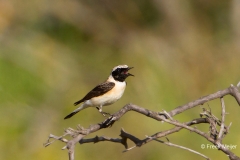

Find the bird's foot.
xmin=100 ymin=111 xmax=112 ymax=117
xmin=102 ymin=115 xmax=116 ymax=127
xmin=96 ymin=107 xmax=111 ymax=117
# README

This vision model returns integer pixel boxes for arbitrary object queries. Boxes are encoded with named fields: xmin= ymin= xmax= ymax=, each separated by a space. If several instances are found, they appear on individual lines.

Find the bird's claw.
xmin=102 ymin=115 xmax=116 ymax=127
xmin=100 ymin=112 xmax=112 ymax=117
xmin=96 ymin=107 xmax=112 ymax=117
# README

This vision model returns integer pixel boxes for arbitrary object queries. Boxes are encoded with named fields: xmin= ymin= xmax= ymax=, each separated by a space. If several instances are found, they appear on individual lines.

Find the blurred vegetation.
xmin=0 ymin=0 xmax=240 ymax=160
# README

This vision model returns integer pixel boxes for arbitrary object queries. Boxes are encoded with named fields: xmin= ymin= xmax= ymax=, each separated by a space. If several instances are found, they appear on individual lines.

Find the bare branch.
xmin=79 ymin=129 xmax=128 ymax=149
xmin=44 ymin=134 xmax=68 ymax=147
xmin=151 ymin=137 xmax=210 ymax=160
xmin=80 ymin=136 xmax=122 ymax=144
xmin=78 ymin=118 xmax=209 ymax=151
xmin=44 ymin=85 xmax=240 ymax=160
xmin=158 ymin=112 xmax=240 ymax=160
xmin=168 ymin=85 xmax=240 ymax=117
xmin=218 ymin=97 xmax=226 ymax=142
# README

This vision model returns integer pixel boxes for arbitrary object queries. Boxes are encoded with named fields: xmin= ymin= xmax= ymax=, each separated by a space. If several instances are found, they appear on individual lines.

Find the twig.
xmin=123 ymin=145 xmax=136 ymax=152
xmin=218 ymin=97 xmax=226 ymax=141
xmin=149 ymin=137 xmax=210 ymax=160
xmin=237 ymin=82 xmax=240 ymax=88
xmin=44 ymin=134 xmax=68 ymax=147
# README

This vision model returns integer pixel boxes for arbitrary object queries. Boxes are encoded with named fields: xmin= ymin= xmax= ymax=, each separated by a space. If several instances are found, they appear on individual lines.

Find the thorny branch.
xmin=44 ymin=84 xmax=240 ymax=160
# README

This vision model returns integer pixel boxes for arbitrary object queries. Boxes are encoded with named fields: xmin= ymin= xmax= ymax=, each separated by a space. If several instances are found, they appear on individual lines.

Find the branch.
xmin=79 ymin=128 xmax=128 ymax=149
xmin=152 ymin=137 xmax=210 ymax=160
xmin=44 ymin=84 xmax=240 ymax=160
xmin=79 ymin=118 xmax=209 ymax=149
xmin=168 ymin=85 xmax=240 ymax=117
xmin=158 ymin=112 xmax=239 ymax=160
xmin=218 ymin=97 xmax=226 ymax=142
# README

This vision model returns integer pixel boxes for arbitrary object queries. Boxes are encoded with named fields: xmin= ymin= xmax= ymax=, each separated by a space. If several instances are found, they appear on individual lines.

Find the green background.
xmin=0 ymin=0 xmax=240 ymax=159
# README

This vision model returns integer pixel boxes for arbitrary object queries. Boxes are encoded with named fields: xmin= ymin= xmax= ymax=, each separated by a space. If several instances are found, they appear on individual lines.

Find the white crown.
xmin=112 ymin=65 xmax=128 ymax=72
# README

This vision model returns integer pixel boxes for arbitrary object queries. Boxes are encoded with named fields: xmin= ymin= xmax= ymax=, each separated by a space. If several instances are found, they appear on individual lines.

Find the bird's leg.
xmin=96 ymin=106 xmax=111 ymax=117
xmin=96 ymin=106 xmax=102 ymax=112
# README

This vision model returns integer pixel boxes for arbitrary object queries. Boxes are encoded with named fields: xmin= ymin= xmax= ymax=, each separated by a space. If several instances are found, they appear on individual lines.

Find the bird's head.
xmin=111 ymin=65 xmax=134 ymax=82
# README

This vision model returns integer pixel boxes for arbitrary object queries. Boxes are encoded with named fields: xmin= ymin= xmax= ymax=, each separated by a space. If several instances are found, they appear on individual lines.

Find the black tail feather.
xmin=74 ymin=100 xmax=82 ymax=106
xmin=64 ymin=111 xmax=77 ymax=119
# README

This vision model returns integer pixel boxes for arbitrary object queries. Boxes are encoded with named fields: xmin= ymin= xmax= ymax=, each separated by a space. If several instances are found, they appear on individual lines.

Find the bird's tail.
xmin=74 ymin=100 xmax=82 ymax=106
xmin=64 ymin=104 xmax=87 ymax=119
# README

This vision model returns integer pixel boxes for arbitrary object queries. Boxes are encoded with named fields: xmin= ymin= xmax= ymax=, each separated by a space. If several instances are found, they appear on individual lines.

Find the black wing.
xmin=74 ymin=82 xmax=115 ymax=106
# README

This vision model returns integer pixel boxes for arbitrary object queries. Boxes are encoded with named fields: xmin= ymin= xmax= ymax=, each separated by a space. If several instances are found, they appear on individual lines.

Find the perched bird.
xmin=64 ymin=65 xmax=134 ymax=119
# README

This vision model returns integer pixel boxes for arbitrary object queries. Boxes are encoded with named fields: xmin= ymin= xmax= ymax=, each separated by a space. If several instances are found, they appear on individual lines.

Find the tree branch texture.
xmin=44 ymin=84 xmax=240 ymax=160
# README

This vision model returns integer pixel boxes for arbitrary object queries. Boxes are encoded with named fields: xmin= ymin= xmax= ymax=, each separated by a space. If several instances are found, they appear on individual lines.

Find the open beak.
xmin=127 ymin=67 xmax=134 ymax=76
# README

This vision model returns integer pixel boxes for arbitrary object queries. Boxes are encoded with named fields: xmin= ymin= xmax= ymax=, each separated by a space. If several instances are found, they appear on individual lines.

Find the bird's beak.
xmin=127 ymin=67 xmax=134 ymax=76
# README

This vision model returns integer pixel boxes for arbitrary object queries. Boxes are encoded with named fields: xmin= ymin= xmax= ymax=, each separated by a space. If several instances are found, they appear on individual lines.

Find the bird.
xmin=64 ymin=65 xmax=134 ymax=119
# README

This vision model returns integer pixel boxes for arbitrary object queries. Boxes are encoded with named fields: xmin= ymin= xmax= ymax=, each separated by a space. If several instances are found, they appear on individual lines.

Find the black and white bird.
xmin=64 ymin=65 xmax=134 ymax=119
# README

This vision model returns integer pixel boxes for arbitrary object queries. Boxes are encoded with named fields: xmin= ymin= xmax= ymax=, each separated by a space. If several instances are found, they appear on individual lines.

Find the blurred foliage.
xmin=0 ymin=0 xmax=240 ymax=160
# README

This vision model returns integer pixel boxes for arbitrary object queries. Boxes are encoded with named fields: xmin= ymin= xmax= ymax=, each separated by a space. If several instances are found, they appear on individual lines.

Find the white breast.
xmin=87 ymin=78 xmax=126 ymax=107
xmin=104 ymin=80 xmax=126 ymax=104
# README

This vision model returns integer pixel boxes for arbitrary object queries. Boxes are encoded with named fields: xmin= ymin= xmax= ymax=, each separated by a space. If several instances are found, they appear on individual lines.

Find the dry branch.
xmin=44 ymin=84 xmax=240 ymax=160
xmin=152 ymin=137 xmax=210 ymax=160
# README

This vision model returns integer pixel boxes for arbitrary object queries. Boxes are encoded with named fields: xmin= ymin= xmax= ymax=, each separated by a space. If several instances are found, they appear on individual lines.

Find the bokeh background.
xmin=0 ymin=0 xmax=240 ymax=160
